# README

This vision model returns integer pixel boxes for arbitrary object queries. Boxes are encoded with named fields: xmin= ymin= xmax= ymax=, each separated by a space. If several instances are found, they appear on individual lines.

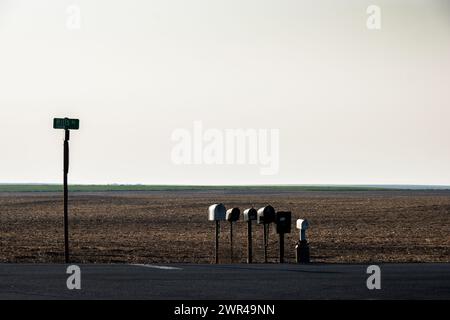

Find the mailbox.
xmin=296 ymin=219 xmax=309 ymax=241
xmin=243 ymin=208 xmax=257 ymax=222
xmin=208 ymin=203 xmax=226 ymax=221
xmin=257 ymin=206 xmax=276 ymax=224
xmin=276 ymin=211 xmax=292 ymax=234
xmin=296 ymin=219 xmax=309 ymax=230
xmin=226 ymin=208 xmax=240 ymax=222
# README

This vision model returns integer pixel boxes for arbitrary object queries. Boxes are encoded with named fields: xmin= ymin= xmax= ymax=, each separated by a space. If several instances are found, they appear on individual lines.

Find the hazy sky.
xmin=0 ymin=0 xmax=449 ymax=185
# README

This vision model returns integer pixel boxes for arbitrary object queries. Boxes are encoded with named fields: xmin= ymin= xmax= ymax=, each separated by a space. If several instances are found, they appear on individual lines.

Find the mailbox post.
xmin=243 ymin=208 xmax=257 ymax=264
xmin=226 ymin=208 xmax=240 ymax=263
xmin=53 ymin=117 xmax=79 ymax=264
xmin=276 ymin=211 xmax=292 ymax=263
xmin=257 ymin=206 xmax=276 ymax=263
xmin=208 ymin=204 xmax=226 ymax=264
xmin=295 ymin=219 xmax=310 ymax=263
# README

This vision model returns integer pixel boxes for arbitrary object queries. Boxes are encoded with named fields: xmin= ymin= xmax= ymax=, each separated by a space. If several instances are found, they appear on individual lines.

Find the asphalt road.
xmin=0 ymin=263 xmax=449 ymax=300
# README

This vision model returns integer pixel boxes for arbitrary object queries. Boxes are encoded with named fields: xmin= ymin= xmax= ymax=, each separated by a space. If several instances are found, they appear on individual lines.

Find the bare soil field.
xmin=0 ymin=190 xmax=449 ymax=264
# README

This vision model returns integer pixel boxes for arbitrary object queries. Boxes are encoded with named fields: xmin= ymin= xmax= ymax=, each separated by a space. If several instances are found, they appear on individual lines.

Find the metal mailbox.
xmin=243 ymin=208 xmax=257 ymax=221
xmin=226 ymin=208 xmax=240 ymax=222
xmin=208 ymin=203 xmax=226 ymax=221
xmin=276 ymin=211 xmax=292 ymax=234
xmin=296 ymin=219 xmax=309 ymax=241
xmin=257 ymin=206 xmax=276 ymax=224
xmin=296 ymin=219 xmax=309 ymax=231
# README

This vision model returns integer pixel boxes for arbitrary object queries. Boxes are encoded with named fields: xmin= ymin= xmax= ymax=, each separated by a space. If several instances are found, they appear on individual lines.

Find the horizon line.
xmin=1 ymin=183 xmax=450 ymax=190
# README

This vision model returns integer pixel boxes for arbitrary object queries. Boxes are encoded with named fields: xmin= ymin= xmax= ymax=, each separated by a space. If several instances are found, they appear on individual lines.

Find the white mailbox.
xmin=243 ymin=208 xmax=257 ymax=222
xmin=296 ymin=219 xmax=309 ymax=241
xmin=208 ymin=203 xmax=227 ymax=221
xmin=296 ymin=219 xmax=309 ymax=230
xmin=257 ymin=205 xmax=276 ymax=224
xmin=226 ymin=208 xmax=240 ymax=222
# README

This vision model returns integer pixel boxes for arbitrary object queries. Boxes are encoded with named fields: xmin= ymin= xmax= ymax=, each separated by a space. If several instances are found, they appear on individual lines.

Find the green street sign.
xmin=53 ymin=118 xmax=80 ymax=130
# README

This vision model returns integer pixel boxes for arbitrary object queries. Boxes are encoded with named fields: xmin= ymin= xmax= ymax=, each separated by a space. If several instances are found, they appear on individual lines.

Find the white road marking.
xmin=131 ymin=264 xmax=183 ymax=271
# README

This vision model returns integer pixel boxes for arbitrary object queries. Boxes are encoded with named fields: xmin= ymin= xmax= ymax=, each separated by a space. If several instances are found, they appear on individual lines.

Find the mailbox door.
xmin=276 ymin=211 xmax=292 ymax=233
xmin=208 ymin=204 xmax=226 ymax=221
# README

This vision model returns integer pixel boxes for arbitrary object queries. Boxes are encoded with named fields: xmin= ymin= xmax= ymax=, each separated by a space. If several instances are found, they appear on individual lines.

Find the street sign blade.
xmin=53 ymin=118 xmax=79 ymax=130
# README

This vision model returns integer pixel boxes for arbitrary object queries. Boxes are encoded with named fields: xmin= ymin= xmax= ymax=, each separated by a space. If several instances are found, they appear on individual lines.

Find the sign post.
xmin=53 ymin=118 xmax=79 ymax=263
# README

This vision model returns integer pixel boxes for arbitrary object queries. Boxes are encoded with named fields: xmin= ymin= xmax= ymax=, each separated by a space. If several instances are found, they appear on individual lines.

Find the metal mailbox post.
xmin=243 ymin=208 xmax=257 ymax=263
xmin=208 ymin=204 xmax=227 ymax=264
xmin=257 ymin=205 xmax=276 ymax=263
xmin=226 ymin=208 xmax=240 ymax=263
xmin=275 ymin=211 xmax=292 ymax=263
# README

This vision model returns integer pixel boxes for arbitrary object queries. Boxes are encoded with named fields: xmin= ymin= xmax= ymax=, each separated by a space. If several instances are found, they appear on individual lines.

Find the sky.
xmin=0 ymin=0 xmax=449 ymax=185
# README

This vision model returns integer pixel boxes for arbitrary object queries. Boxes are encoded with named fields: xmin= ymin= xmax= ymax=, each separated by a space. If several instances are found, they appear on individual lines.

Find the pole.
xmin=301 ymin=229 xmax=306 ymax=242
xmin=263 ymin=224 xmax=268 ymax=263
xmin=215 ymin=220 xmax=219 ymax=264
xmin=279 ymin=233 xmax=285 ymax=263
xmin=247 ymin=220 xmax=252 ymax=264
xmin=296 ymin=228 xmax=310 ymax=263
xmin=63 ymin=129 xmax=70 ymax=264
xmin=295 ymin=240 xmax=310 ymax=263
xmin=230 ymin=222 xmax=233 ymax=263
